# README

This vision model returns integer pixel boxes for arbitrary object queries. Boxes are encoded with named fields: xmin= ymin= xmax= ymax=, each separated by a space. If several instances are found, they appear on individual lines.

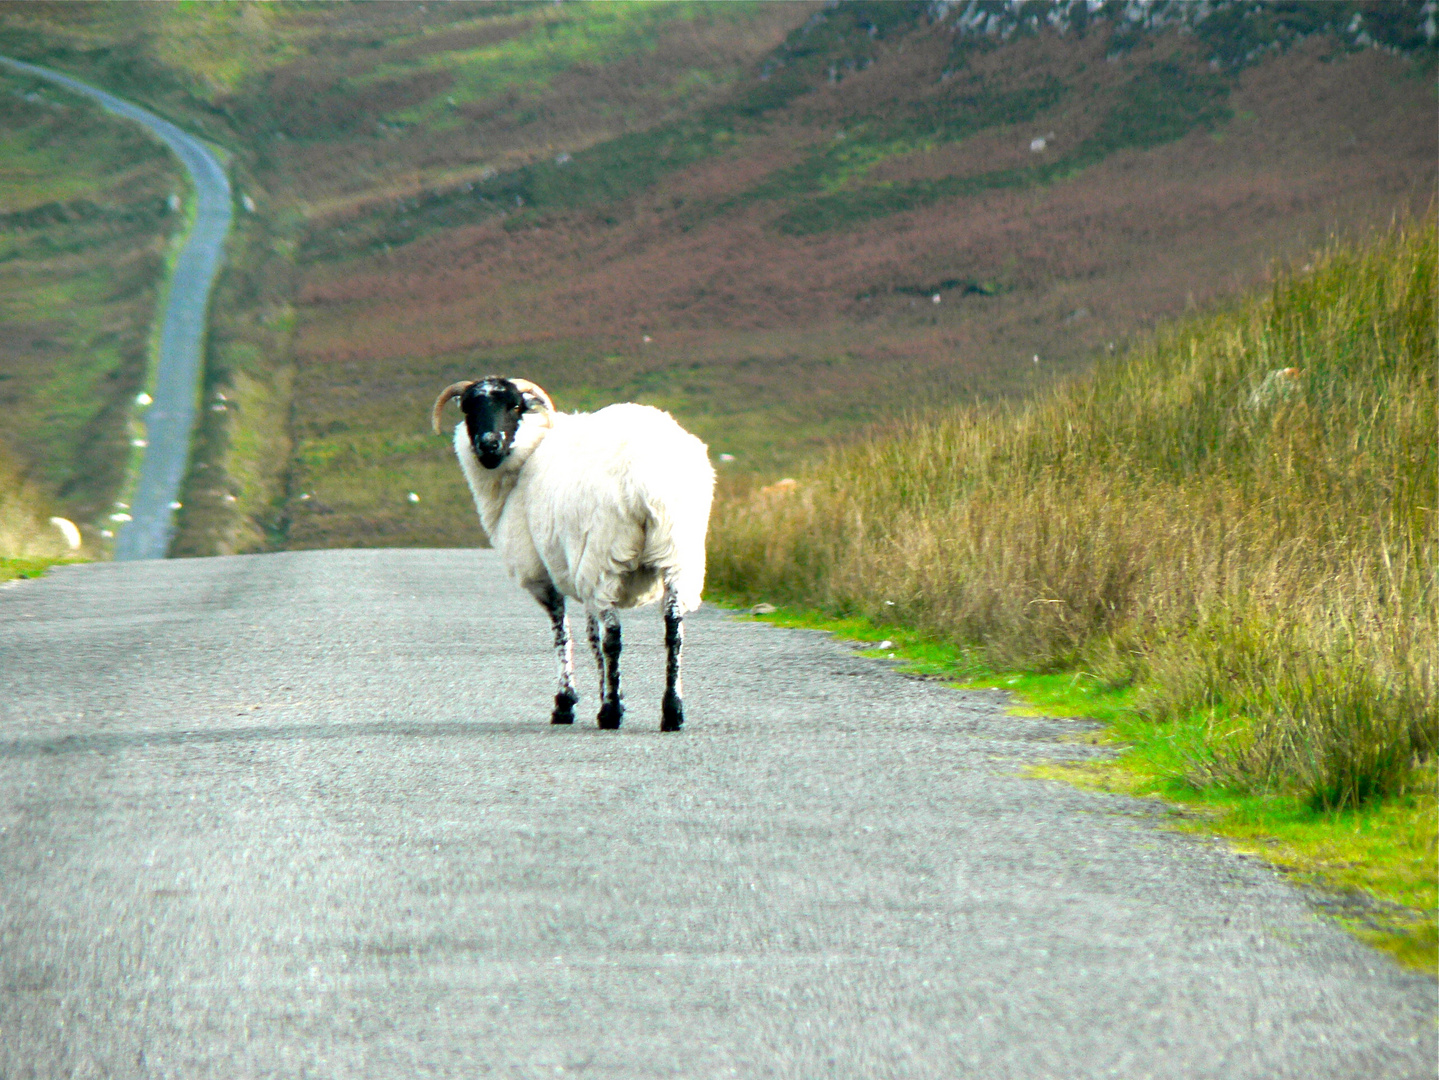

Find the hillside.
xmin=0 ymin=1 xmax=1433 ymax=554
xmin=0 ymin=60 xmax=185 ymax=534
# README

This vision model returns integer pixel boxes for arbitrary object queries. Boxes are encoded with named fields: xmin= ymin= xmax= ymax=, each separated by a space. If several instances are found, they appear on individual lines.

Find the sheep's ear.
xmin=509 ymin=378 xmax=556 ymax=418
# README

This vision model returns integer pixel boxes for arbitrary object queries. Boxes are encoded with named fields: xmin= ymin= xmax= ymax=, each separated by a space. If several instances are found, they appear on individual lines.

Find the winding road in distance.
xmin=1 ymin=549 xmax=1433 ymax=1078
xmin=0 ymin=56 xmax=232 ymax=561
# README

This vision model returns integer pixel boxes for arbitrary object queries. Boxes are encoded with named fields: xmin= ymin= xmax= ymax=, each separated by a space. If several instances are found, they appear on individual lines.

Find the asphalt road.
xmin=1 ymin=550 xmax=1433 ymax=1079
xmin=0 ymin=56 xmax=232 ymax=562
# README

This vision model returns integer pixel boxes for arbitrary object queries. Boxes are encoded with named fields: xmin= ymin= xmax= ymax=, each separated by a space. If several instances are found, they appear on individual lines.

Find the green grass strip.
xmin=0 ymin=555 xmax=82 ymax=582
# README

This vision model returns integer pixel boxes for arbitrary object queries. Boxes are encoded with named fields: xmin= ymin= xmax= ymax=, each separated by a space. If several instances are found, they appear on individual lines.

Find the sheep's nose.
xmin=478 ymin=432 xmax=502 ymax=452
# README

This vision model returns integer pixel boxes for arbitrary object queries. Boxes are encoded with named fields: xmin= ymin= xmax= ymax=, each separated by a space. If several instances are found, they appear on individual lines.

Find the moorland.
xmin=0 ymin=1 xmax=1431 ymax=553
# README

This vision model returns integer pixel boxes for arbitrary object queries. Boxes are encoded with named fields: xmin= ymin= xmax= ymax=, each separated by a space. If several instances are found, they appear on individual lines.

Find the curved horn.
xmin=431 ymin=380 xmax=477 ymax=435
xmin=509 ymin=378 xmax=556 ymax=427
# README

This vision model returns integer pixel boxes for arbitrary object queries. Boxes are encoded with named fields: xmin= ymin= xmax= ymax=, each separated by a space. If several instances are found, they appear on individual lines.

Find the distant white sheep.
xmin=48 ymin=517 xmax=81 ymax=550
xmin=433 ymin=377 xmax=715 ymax=731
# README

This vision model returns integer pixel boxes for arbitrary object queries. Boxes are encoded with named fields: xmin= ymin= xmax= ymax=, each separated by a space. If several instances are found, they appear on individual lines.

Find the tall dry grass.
xmin=709 ymin=215 xmax=1437 ymax=809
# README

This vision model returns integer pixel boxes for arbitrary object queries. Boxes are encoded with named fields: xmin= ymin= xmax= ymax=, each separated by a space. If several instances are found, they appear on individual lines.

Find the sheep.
xmin=432 ymin=377 xmax=715 ymax=732
xmin=48 ymin=517 xmax=81 ymax=550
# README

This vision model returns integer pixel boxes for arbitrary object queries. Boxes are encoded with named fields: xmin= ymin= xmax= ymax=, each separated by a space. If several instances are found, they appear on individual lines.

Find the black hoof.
xmin=661 ymin=692 xmax=684 ymax=732
xmin=597 ymin=700 xmax=624 ymax=730
xmin=551 ymin=691 xmax=577 ymax=725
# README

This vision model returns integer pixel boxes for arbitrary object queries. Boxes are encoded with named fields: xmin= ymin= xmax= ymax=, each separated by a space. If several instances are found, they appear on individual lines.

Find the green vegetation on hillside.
xmin=309 ymin=3 xmax=1243 ymax=250
xmin=297 ymin=0 xmax=1435 ymax=249
xmin=758 ymin=48 xmax=1233 ymax=235
xmin=708 ymin=218 xmax=1438 ymax=962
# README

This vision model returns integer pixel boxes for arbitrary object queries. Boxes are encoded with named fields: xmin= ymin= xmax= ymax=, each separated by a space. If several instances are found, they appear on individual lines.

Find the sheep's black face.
xmin=461 ymin=378 xmax=528 ymax=469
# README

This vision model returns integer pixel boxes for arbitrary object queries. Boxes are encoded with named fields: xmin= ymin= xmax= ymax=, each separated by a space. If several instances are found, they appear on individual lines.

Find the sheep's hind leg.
xmin=660 ymin=583 xmax=685 ymax=732
xmin=595 ymin=609 xmax=624 ymax=730
xmin=538 ymin=585 xmax=577 ymax=724
xmin=586 ymin=612 xmax=606 ymax=709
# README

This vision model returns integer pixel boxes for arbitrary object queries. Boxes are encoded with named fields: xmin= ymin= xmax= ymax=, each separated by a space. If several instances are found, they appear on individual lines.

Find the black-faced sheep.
xmin=433 ymin=377 xmax=715 ymax=731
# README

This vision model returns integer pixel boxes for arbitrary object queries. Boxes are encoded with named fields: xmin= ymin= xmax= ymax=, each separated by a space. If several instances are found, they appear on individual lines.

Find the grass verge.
xmin=709 ymin=216 xmax=1435 ymax=813
xmin=706 ymin=590 xmax=1437 ymax=973
xmin=0 ymin=554 xmax=78 ymax=583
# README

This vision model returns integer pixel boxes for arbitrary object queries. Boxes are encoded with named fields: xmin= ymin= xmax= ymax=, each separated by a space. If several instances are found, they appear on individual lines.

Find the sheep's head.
xmin=432 ymin=377 xmax=555 ymax=470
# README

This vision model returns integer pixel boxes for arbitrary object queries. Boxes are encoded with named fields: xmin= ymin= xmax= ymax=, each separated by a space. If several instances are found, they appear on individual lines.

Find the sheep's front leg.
xmin=537 ymin=585 xmax=577 ymax=724
xmin=660 ymin=584 xmax=685 ymax=732
xmin=594 ymin=609 xmax=624 ymax=730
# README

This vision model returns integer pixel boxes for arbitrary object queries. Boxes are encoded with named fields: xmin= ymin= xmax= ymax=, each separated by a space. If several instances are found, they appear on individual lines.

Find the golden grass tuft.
xmin=709 ymin=213 xmax=1437 ymax=810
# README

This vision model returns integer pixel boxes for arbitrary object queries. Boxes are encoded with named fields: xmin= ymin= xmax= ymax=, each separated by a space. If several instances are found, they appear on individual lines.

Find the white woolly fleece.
xmin=454 ymin=403 xmax=715 ymax=612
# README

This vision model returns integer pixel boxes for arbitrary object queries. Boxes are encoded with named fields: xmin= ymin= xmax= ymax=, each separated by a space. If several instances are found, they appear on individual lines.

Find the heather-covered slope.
xmin=0 ymin=2 xmax=1432 ymax=552
xmin=276 ymin=7 xmax=1434 ymax=550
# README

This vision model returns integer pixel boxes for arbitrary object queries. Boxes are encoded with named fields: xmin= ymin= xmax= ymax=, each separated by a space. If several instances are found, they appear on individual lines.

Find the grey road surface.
xmin=0 ymin=56 xmax=232 ymax=562
xmin=1 ymin=550 xmax=1433 ymax=1079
